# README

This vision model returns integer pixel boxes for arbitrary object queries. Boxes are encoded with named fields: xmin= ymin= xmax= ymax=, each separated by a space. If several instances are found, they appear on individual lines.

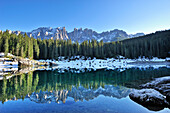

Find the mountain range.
xmin=10 ymin=27 xmax=145 ymax=43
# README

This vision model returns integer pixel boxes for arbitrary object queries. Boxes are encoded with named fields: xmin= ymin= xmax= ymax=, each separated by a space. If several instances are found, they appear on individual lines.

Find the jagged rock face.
xmin=12 ymin=27 xmax=145 ymax=43
xmin=17 ymin=27 xmax=69 ymax=40
xmin=98 ymin=29 xmax=129 ymax=42
xmin=68 ymin=28 xmax=98 ymax=43
xmin=68 ymin=28 xmax=131 ymax=43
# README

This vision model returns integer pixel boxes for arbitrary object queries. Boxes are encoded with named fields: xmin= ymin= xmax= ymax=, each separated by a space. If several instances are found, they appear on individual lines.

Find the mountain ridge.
xmin=7 ymin=27 xmax=145 ymax=43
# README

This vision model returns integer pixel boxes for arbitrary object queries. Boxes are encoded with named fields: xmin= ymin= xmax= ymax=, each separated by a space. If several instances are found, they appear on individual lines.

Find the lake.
xmin=0 ymin=68 xmax=170 ymax=113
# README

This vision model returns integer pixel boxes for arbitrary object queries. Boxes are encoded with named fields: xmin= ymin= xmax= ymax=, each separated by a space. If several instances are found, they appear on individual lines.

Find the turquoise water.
xmin=0 ymin=68 xmax=170 ymax=113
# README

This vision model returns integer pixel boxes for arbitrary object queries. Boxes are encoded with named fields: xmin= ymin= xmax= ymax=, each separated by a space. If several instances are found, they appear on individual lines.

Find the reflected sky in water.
xmin=0 ymin=68 xmax=170 ymax=113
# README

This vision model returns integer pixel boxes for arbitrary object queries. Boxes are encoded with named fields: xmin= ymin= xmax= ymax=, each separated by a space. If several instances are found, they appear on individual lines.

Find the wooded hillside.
xmin=0 ymin=30 xmax=169 ymax=59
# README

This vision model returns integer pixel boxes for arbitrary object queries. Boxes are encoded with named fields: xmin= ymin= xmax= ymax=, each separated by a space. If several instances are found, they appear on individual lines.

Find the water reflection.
xmin=0 ymin=68 xmax=170 ymax=104
xmin=29 ymin=85 xmax=132 ymax=104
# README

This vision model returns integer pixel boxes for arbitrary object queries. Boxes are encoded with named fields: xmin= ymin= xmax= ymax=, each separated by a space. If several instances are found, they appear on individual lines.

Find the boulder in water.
xmin=129 ymin=89 xmax=169 ymax=111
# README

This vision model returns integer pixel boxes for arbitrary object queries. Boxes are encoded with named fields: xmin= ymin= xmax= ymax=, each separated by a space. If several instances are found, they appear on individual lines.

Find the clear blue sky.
xmin=1 ymin=0 xmax=170 ymax=34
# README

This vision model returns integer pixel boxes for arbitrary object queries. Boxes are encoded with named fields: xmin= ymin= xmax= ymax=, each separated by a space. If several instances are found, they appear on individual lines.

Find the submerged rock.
xmin=166 ymin=92 xmax=170 ymax=102
xmin=129 ymin=89 xmax=169 ymax=111
xmin=129 ymin=76 xmax=170 ymax=111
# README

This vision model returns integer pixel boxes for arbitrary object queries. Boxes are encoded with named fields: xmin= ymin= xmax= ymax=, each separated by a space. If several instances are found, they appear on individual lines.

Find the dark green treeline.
xmin=0 ymin=30 xmax=169 ymax=59
xmin=0 ymin=68 xmax=169 ymax=103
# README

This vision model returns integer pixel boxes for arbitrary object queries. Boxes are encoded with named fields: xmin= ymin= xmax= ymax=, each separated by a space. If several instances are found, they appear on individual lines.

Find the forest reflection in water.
xmin=0 ymin=67 xmax=169 ymax=105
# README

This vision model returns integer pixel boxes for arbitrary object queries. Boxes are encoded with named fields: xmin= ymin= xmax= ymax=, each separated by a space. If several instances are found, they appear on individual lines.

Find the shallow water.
xmin=0 ymin=68 xmax=170 ymax=113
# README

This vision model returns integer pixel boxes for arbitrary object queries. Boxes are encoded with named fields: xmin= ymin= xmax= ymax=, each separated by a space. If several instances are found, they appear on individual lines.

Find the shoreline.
xmin=0 ymin=60 xmax=169 ymax=80
xmin=128 ymin=61 xmax=170 ymax=65
xmin=0 ymin=53 xmax=170 ymax=77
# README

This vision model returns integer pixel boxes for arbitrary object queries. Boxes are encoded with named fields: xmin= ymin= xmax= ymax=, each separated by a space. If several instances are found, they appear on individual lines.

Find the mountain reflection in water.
xmin=29 ymin=85 xmax=132 ymax=104
xmin=0 ymin=68 xmax=169 ymax=104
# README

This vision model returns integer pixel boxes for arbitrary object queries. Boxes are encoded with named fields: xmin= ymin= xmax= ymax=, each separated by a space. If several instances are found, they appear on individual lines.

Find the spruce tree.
xmin=4 ymin=38 xmax=9 ymax=56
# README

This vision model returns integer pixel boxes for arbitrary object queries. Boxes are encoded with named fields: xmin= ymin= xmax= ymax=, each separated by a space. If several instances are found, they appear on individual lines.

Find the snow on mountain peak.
xmin=11 ymin=27 xmax=145 ymax=42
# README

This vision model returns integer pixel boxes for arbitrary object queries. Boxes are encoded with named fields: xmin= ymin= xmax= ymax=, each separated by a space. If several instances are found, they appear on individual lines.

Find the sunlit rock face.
xmin=16 ymin=27 xmax=69 ymax=40
xmin=68 ymin=28 xmax=98 ymax=43
xmin=12 ymin=27 xmax=144 ymax=43
xmin=68 ymin=28 xmax=134 ymax=43
xmin=28 ymin=85 xmax=132 ymax=103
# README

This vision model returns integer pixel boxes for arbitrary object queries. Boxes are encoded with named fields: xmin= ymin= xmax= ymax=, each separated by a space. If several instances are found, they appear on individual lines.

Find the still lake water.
xmin=0 ymin=68 xmax=170 ymax=113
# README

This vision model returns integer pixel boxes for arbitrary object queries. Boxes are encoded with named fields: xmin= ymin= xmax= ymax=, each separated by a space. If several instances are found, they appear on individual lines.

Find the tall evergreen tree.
xmin=4 ymin=38 xmax=9 ymax=56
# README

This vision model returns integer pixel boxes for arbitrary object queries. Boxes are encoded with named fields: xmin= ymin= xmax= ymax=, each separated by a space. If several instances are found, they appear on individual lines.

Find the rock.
xmin=154 ymin=83 xmax=170 ymax=94
xmin=12 ymin=27 xmax=144 ymax=43
xmin=12 ymin=96 xmax=16 ymax=100
xmin=129 ymin=89 xmax=169 ymax=111
xmin=140 ymin=76 xmax=170 ymax=89
xmin=166 ymin=92 xmax=170 ymax=104
xmin=140 ymin=76 xmax=170 ymax=103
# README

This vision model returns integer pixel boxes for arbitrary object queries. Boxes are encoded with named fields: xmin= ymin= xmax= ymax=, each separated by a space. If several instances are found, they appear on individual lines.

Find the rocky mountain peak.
xmin=74 ymin=28 xmax=78 ymax=31
xmin=128 ymin=33 xmax=145 ymax=38
xmin=10 ymin=27 xmax=145 ymax=43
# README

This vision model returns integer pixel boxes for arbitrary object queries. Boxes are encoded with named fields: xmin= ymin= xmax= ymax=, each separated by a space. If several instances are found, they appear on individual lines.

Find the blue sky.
xmin=0 ymin=0 xmax=170 ymax=34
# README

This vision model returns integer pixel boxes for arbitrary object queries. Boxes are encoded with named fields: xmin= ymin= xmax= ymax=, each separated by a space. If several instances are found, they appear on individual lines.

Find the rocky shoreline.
xmin=129 ymin=76 xmax=170 ymax=111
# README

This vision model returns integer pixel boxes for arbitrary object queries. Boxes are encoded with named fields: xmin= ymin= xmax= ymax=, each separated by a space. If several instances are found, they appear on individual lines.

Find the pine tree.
xmin=68 ymin=39 xmax=72 ymax=57
xmin=59 ymin=44 xmax=62 ymax=56
xmin=28 ymin=38 xmax=34 ymax=59
xmin=0 ymin=31 xmax=2 ymax=51
xmin=4 ymin=38 xmax=9 ymax=56
xmin=16 ymin=43 xmax=20 ymax=56
xmin=76 ymin=41 xmax=80 ymax=56
xmin=43 ymin=40 xmax=48 ymax=59
xmin=20 ymin=46 xmax=24 ymax=57
xmin=33 ymin=39 xmax=40 ymax=59
xmin=0 ymin=29 xmax=170 ymax=60
xmin=64 ymin=40 xmax=67 ymax=57
xmin=54 ymin=40 xmax=59 ymax=59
